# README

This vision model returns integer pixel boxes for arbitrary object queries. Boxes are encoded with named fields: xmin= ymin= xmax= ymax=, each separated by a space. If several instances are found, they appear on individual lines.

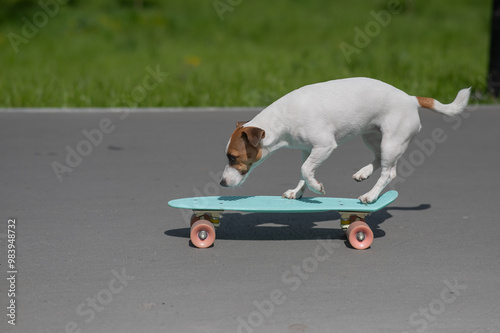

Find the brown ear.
xmin=236 ymin=121 xmax=249 ymax=128
xmin=242 ymin=127 xmax=265 ymax=147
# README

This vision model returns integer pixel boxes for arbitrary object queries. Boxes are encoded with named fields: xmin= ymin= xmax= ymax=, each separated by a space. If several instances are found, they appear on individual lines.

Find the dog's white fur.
xmin=220 ymin=77 xmax=470 ymax=203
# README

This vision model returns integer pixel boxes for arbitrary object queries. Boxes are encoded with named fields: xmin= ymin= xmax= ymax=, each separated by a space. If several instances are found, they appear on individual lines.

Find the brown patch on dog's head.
xmin=226 ymin=126 xmax=265 ymax=175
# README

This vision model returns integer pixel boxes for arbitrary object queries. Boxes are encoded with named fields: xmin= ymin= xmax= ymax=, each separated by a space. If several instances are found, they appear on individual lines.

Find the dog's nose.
xmin=220 ymin=178 xmax=228 ymax=187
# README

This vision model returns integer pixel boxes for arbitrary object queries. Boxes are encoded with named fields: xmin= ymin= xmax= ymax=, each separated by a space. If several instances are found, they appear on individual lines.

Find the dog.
xmin=220 ymin=77 xmax=470 ymax=203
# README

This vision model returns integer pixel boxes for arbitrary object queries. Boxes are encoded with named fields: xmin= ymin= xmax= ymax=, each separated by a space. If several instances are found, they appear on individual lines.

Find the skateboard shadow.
xmin=165 ymin=203 xmax=430 ymax=245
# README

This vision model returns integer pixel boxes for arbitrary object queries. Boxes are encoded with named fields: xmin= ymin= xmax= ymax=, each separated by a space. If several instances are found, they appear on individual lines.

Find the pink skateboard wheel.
xmin=347 ymin=221 xmax=373 ymax=250
xmin=190 ymin=220 xmax=216 ymax=248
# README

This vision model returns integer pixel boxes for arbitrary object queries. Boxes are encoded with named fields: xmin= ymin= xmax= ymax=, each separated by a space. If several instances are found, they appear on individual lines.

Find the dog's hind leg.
xmin=358 ymin=132 xmax=413 ymax=203
xmin=353 ymin=131 xmax=382 ymax=182
xmin=282 ymin=150 xmax=310 ymax=199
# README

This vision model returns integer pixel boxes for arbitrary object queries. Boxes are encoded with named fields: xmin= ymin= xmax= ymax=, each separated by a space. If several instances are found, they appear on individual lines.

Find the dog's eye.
xmin=227 ymin=154 xmax=237 ymax=164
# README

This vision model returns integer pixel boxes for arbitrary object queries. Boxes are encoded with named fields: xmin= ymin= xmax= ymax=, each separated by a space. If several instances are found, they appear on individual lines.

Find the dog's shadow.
xmin=165 ymin=204 xmax=431 ymax=246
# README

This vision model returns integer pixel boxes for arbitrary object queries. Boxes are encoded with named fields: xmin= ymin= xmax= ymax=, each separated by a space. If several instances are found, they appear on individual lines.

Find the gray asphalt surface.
xmin=1 ymin=106 xmax=499 ymax=333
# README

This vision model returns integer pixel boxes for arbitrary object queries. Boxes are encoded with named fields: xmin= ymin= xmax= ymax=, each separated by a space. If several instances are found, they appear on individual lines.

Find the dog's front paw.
xmin=282 ymin=189 xmax=303 ymax=200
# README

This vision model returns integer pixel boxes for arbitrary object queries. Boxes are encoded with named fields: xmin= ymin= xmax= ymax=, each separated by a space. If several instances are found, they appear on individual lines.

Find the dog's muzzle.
xmin=220 ymin=165 xmax=245 ymax=187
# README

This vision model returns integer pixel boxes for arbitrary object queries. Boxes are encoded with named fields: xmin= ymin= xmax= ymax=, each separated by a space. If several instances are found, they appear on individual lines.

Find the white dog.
xmin=220 ymin=77 xmax=470 ymax=203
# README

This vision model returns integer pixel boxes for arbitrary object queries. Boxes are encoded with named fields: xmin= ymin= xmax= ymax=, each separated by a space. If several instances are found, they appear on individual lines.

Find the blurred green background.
xmin=0 ymin=0 xmax=492 ymax=107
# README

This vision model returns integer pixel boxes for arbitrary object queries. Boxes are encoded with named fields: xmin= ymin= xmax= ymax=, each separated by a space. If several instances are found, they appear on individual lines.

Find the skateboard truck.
xmin=339 ymin=212 xmax=368 ymax=232
xmin=192 ymin=210 xmax=223 ymax=228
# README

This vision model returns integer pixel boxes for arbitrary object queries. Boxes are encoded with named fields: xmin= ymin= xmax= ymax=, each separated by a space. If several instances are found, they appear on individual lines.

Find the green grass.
xmin=0 ymin=0 xmax=492 ymax=107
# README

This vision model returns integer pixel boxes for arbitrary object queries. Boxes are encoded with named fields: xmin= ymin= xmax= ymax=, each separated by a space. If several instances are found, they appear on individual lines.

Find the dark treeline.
xmin=1 ymin=0 xmax=162 ymax=21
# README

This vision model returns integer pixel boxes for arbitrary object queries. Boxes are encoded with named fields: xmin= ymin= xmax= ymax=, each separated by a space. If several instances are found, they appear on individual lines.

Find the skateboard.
xmin=168 ymin=190 xmax=398 ymax=250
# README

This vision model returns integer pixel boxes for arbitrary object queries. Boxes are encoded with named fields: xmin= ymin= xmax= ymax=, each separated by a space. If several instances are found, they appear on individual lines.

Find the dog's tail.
xmin=415 ymin=87 xmax=471 ymax=116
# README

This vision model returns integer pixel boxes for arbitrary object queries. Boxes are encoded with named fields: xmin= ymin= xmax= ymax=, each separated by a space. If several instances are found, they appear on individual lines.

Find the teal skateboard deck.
xmin=168 ymin=190 xmax=398 ymax=213
xmin=168 ymin=191 xmax=398 ymax=250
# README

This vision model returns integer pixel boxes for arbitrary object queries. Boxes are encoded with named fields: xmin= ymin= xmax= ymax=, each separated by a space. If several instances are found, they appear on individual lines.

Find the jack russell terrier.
xmin=220 ymin=77 xmax=470 ymax=203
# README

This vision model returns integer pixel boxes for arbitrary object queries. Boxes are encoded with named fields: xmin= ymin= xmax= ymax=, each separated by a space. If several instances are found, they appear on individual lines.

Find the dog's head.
xmin=220 ymin=122 xmax=266 ymax=187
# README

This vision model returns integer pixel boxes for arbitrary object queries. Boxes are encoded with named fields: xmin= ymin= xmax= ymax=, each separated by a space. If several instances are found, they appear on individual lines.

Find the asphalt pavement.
xmin=1 ymin=106 xmax=499 ymax=333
